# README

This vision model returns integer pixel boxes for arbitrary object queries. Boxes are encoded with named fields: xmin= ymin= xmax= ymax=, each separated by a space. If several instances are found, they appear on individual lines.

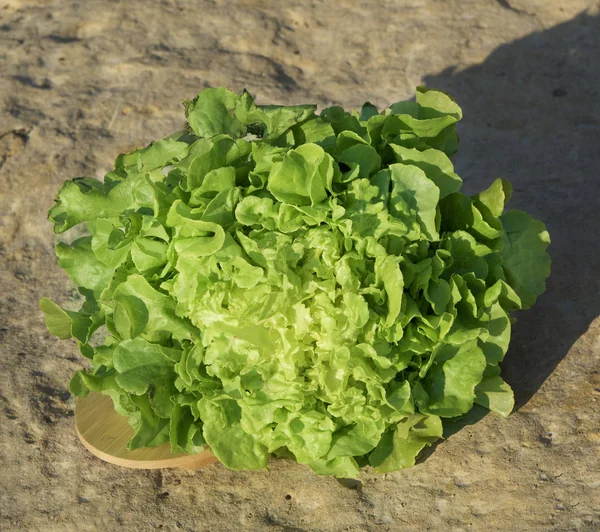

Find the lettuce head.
xmin=41 ymin=87 xmax=550 ymax=477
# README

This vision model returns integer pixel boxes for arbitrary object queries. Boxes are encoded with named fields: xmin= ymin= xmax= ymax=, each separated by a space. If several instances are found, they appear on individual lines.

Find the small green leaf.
xmin=267 ymin=143 xmax=331 ymax=205
xmin=475 ymin=178 xmax=512 ymax=217
xmin=475 ymin=365 xmax=515 ymax=417
xmin=369 ymin=414 xmax=443 ymax=472
xmin=501 ymin=210 xmax=551 ymax=309
xmin=390 ymin=144 xmax=462 ymax=198
xmin=389 ymin=163 xmax=440 ymax=240
xmin=199 ymin=398 xmax=269 ymax=470
xmin=184 ymin=87 xmax=245 ymax=138
xmin=338 ymin=144 xmax=381 ymax=180
xmin=415 ymin=341 xmax=487 ymax=417
xmin=40 ymin=297 xmax=98 ymax=345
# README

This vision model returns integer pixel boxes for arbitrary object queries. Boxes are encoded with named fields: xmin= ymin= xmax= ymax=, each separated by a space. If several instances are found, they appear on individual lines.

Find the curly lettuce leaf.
xmin=369 ymin=414 xmax=443 ymax=472
xmin=501 ymin=210 xmax=551 ymax=309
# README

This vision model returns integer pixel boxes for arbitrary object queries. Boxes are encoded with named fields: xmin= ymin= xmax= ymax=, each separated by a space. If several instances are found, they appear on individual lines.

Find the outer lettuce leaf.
xmin=500 ymin=210 xmax=551 ymax=309
xmin=56 ymin=237 xmax=116 ymax=297
xmin=39 ymin=296 xmax=102 ymax=347
xmin=369 ymin=414 xmax=443 ymax=472
xmin=306 ymin=456 xmax=361 ymax=478
xmin=112 ymin=337 xmax=179 ymax=396
xmin=474 ymin=178 xmax=512 ymax=218
xmin=116 ymin=137 xmax=190 ymax=173
xmin=413 ymin=341 xmax=487 ymax=417
xmin=48 ymin=174 xmax=156 ymax=233
xmin=385 ymin=86 xmax=462 ymax=156
xmin=184 ymin=87 xmax=245 ymax=139
xmin=474 ymin=365 xmax=515 ymax=417
xmin=199 ymin=398 xmax=269 ymax=470
xmin=110 ymin=274 xmax=198 ymax=341
xmin=327 ymin=419 xmax=384 ymax=458
xmin=127 ymin=394 xmax=171 ymax=449
xmin=389 ymin=163 xmax=440 ymax=240
xmin=267 ymin=144 xmax=333 ymax=205
xmin=390 ymin=144 xmax=462 ymax=198
xmin=169 ymin=403 xmax=207 ymax=454
xmin=479 ymin=302 xmax=512 ymax=365
xmin=185 ymin=87 xmax=316 ymax=142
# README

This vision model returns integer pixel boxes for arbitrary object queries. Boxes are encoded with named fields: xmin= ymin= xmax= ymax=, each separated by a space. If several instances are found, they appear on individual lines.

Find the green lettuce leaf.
xmin=501 ymin=210 xmax=551 ymax=309
xmin=474 ymin=365 xmax=514 ymax=417
xmin=414 ymin=341 xmax=487 ymax=417
xmin=267 ymin=144 xmax=333 ymax=205
xmin=369 ymin=414 xmax=443 ymax=472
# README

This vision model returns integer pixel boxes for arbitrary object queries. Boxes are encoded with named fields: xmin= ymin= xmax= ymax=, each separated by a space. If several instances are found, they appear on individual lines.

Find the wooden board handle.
xmin=75 ymin=391 xmax=218 ymax=470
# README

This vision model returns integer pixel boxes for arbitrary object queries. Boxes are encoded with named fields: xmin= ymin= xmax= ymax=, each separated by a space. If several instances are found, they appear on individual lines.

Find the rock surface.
xmin=1 ymin=0 xmax=599 ymax=530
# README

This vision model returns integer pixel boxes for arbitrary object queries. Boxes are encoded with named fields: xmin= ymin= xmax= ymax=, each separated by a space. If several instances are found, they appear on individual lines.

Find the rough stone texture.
xmin=1 ymin=0 xmax=599 ymax=530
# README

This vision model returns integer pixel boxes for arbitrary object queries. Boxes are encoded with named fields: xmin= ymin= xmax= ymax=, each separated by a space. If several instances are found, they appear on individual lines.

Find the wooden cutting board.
xmin=75 ymin=391 xmax=218 ymax=470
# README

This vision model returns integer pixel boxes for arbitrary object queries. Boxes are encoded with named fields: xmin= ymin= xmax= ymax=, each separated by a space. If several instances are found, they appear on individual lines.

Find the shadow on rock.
xmin=423 ymin=9 xmax=600 ymax=409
